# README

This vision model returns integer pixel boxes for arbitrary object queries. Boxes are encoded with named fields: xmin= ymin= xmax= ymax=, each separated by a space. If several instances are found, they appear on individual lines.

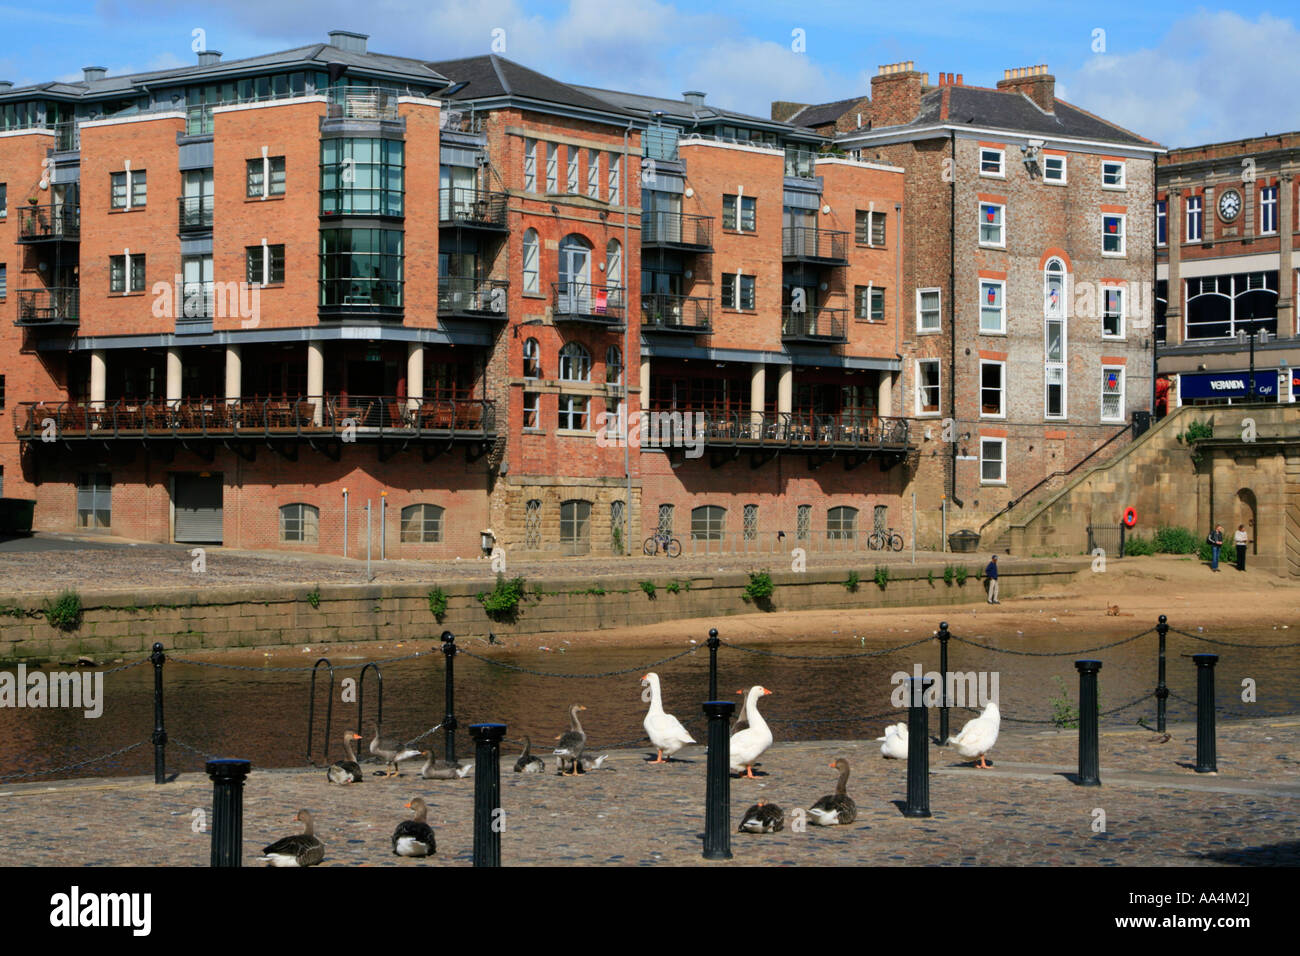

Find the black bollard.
xmin=707 ymin=628 xmax=720 ymax=701
xmin=1075 ymin=660 xmax=1102 ymax=786
xmin=469 ymin=723 xmax=506 ymax=867
xmin=441 ymin=631 xmax=458 ymax=763
xmin=1155 ymin=615 xmax=1169 ymax=733
xmin=1193 ymin=654 xmax=1219 ymax=773
xmin=150 ymin=642 xmax=167 ymax=784
xmin=702 ymin=700 xmax=735 ymax=859
xmin=937 ymin=622 xmax=951 ymax=745
xmin=206 ymin=759 xmax=251 ymax=867
xmin=903 ymin=677 xmax=932 ymax=817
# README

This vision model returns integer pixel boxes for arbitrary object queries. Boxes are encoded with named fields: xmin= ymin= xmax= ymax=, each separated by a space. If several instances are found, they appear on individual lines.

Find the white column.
xmin=90 ymin=350 xmax=107 ymax=406
xmin=307 ymin=341 xmax=324 ymax=425
xmin=877 ymin=369 xmax=892 ymax=418
xmin=225 ymin=345 xmax=242 ymax=403
xmin=407 ymin=342 xmax=424 ymax=410
xmin=166 ymin=347 xmax=182 ymax=404
xmin=777 ymin=364 xmax=793 ymax=415
xmin=750 ymin=362 xmax=766 ymax=437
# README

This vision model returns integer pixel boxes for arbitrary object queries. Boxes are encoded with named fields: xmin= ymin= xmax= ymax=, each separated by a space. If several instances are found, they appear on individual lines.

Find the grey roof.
xmin=788 ymin=97 xmax=866 ymax=129
xmin=429 ymin=55 xmax=635 ymax=118
xmin=574 ymin=84 xmax=821 ymax=140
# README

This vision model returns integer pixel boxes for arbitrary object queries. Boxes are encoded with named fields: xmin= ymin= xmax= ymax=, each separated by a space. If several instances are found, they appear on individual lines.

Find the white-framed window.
xmin=721 ymin=272 xmax=755 ymax=310
xmin=523 ymin=391 xmax=541 ymax=429
xmin=566 ymin=145 xmax=579 ymax=193
xmin=979 ymin=279 xmax=1005 ymax=333
xmin=979 ymin=202 xmax=1005 ymax=247
xmin=110 ymin=168 xmax=147 ymax=209
xmin=605 ymin=238 xmax=622 ymax=291
xmin=608 ymin=153 xmax=620 ymax=204
xmin=1156 ymin=200 xmax=1167 ymax=246
xmin=855 ymin=209 xmax=886 ymax=246
xmin=1186 ymin=195 xmax=1203 ymax=242
xmin=522 ymin=228 xmax=539 ymax=293
xmin=400 ymin=504 xmax=444 ymax=543
xmin=979 ymin=147 xmax=1005 ymax=177
xmin=979 ymin=360 xmax=1006 ymax=418
xmin=1101 ymin=366 xmax=1125 ymax=422
xmin=1261 ymin=185 xmax=1278 ymax=234
xmin=723 ymin=194 xmax=756 ymax=232
xmin=1045 ymin=365 xmax=1065 ymax=420
xmin=545 ymin=142 xmax=558 ymax=192
xmin=917 ymin=288 xmax=942 ymax=333
xmin=1043 ymin=154 xmax=1066 ymax=183
xmin=558 ymin=394 xmax=589 ymax=430
xmin=587 ymin=149 xmax=600 ymax=199
xmin=523 ymin=138 xmax=537 ymax=192
xmin=1102 ymin=160 xmax=1126 ymax=188
xmin=980 ymin=437 xmax=1006 ymax=485
xmin=279 ymin=503 xmax=319 ymax=543
xmin=916 ymin=359 xmax=941 ymax=416
xmin=559 ymin=342 xmax=591 ymax=382
xmin=605 ymin=344 xmax=623 ymax=386
xmin=1044 ymin=257 xmax=1067 ymax=420
xmin=522 ymin=336 xmax=541 ymax=379
xmin=1102 ymin=285 xmax=1125 ymax=338
xmin=1103 ymin=213 xmax=1126 ymax=256
xmin=691 ymin=505 xmax=726 ymax=541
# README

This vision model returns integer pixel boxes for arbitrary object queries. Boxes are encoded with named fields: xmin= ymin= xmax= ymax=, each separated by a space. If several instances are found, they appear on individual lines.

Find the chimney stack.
xmin=0 ymin=81 xmax=13 ymax=91
xmin=328 ymin=30 xmax=369 ymax=54
xmin=197 ymin=50 xmax=222 ymax=66
xmin=869 ymin=61 xmax=923 ymax=128
xmin=997 ymin=64 xmax=1055 ymax=113
xmin=82 ymin=66 xmax=107 ymax=83
xmin=682 ymin=91 xmax=706 ymax=110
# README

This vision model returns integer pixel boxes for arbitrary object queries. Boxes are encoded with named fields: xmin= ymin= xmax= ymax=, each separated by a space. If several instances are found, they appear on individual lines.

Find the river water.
xmin=2 ymin=624 xmax=1296 ymax=781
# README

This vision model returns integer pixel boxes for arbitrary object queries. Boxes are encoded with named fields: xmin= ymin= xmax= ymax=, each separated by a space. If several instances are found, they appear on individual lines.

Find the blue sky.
xmin=2 ymin=0 xmax=1297 ymax=146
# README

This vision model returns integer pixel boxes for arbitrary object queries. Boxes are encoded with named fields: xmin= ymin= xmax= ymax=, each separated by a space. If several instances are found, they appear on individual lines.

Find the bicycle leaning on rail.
xmin=643 ymin=531 xmax=682 ymax=557
xmin=868 ymin=527 xmax=905 ymax=552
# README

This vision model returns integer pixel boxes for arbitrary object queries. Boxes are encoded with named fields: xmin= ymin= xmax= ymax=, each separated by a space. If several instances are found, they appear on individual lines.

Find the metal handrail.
xmin=307 ymin=658 xmax=335 ymax=765
xmin=653 ymin=409 xmax=909 ymax=449
xmin=177 ymin=196 xmax=214 ymax=230
xmin=438 ymin=188 xmax=508 ymax=227
xmin=16 ymin=288 xmax=79 ymax=324
xmin=437 ymin=278 xmax=510 ymax=315
xmin=642 ymin=211 xmax=713 ymax=248
xmin=17 ymin=204 xmax=80 ymax=240
xmin=641 ymin=292 xmax=712 ymax=331
xmin=781 ymin=306 xmax=848 ymax=341
xmin=325 ymin=87 xmax=400 ymax=121
xmin=782 ymin=226 xmax=849 ymax=261
xmin=551 ymin=282 xmax=626 ymax=321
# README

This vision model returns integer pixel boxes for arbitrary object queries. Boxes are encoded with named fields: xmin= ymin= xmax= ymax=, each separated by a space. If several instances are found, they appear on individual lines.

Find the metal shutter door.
xmin=174 ymin=474 xmax=223 ymax=544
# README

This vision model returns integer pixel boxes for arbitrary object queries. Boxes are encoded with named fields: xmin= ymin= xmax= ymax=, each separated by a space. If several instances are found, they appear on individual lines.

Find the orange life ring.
xmin=1122 ymin=507 xmax=1137 ymax=527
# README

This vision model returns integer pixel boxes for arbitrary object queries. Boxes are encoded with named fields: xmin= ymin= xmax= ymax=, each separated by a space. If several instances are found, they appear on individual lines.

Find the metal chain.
xmin=950 ymin=691 xmax=1154 ymax=724
xmin=170 ymin=736 xmax=220 ymax=762
xmin=1168 ymin=628 xmax=1300 ymax=649
xmin=98 ymin=658 xmax=150 ymax=675
xmin=949 ymin=627 xmax=1154 ymax=657
xmin=0 ymin=740 xmax=148 ymax=782
xmin=455 ymin=645 xmax=699 ymax=679
xmin=718 ymin=635 xmax=932 ymax=661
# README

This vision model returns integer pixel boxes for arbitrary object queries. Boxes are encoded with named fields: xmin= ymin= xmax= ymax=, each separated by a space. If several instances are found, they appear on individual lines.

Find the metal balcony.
xmin=640 ymin=293 xmax=712 ymax=334
xmin=642 ymin=211 xmax=713 ymax=251
xmin=15 ymin=288 xmax=79 ymax=326
xmin=325 ymin=87 xmax=401 ymax=121
xmin=782 ymin=226 xmax=849 ymax=265
xmin=437 ymin=278 xmax=510 ymax=320
xmin=178 ymin=196 xmax=214 ymax=232
xmin=651 ymin=409 xmax=910 ymax=458
xmin=438 ymin=188 xmax=508 ymax=231
xmin=16 ymin=204 xmax=79 ymax=242
xmin=551 ymin=283 xmax=625 ymax=326
xmin=782 ymin=306 xmax=848 ymax=343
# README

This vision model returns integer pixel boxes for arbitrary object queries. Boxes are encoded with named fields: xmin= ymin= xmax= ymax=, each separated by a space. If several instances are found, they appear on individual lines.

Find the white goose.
xmin=641 ymin=672 xmax=696 ymax=763
xmin=948 ymin=701 xmax=1000 ymax=769
xmin=877 ymin=722 xmax=908 ymax=759
xmin=729 ymin=686 xmax=773 ymax=778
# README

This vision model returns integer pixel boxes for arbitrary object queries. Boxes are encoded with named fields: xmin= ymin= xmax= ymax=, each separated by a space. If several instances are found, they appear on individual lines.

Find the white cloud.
xmin=1061 ymin=10 xmax=1300 ymax=147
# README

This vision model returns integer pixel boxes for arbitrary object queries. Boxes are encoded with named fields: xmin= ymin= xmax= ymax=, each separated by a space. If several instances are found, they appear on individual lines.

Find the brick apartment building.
xmin=1155 ymin=133 xmax=1299 ymax=410
xmin=807 ymin=63 xmax=1163 ymax=546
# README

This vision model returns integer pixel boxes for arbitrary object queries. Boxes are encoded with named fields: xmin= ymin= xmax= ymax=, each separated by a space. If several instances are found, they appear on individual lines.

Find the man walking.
xmin=985 ymin=555 xmax=999 ymax=604
xmin=1209 ymin=525 xmax=1224 ymax=572
xmin=1234 ymin=524 xmax=1249 ymax=571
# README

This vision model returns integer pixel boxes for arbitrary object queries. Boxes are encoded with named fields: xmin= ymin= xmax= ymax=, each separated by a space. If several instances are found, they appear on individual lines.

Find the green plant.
xmin=874 ymin=566 xmax=889 ymax=589
xmin=1197 ymin=537 xmax=1214 ymax=563
xmin=306 ymin=587 xmax=321 ymax=610
xmin=942 ymin=565 xmax=955 ymax=585
xmin=584 ymin=585 xmax=606 ymax=596
xmin=1049 ymin=676 xmax=1080 ymax=728
xmin=954 ymin=565 xmax=968 ymax=585
xmin=43 ymin=590 xmax=83 ymax=631
xmin=639 ymin=580 xmax=657 ymax=598
xmin=1152 ymin=525 xmax=1199 ymax=554
xmin=926 ymin=568 xmax=935 ymax=586
xmin=478 ymin=574 xmax=527 ymax=622
xmin=612 ymin=525 xmax=624 ymax=554
xmin=665 ymin=580 xmax=681 ymax=594
xmin=843 ymin=570 xmax=860 ymax=592
xmin=427 ymin=586 xmax=448 ymax=620
xmin=743 ymin=571 xmax=775 ymax=607
xmin=1124 ymin=534 xmax=1157 ymax=556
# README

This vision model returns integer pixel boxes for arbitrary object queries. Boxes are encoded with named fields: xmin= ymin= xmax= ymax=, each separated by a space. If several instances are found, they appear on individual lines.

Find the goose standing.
xmin=326 ymin=731 xmax=365 ymax=784
xmin=729 ymin=686 xmax=773 ymax=778
xmin=261 ymin=809 xmax=325 ymax=867
xmin=392 ymin=797 xmax=437 ymax=857
xmin=732 ymin=688 xmax=749 ymax=732
xmin=641 ymin=672 xmax=696 ymax=763
xmin=415 ymin=751 xmax=474 ymax=779
xmin=369 ymin=722 xmax=422 ymax=777
xmin=738 ymin=798 xmax=785 ymax=833
xmin=877 ymin=722 xmax=908 ymax=760
xmin=553 ymin=703 xmax=588 ymax=776
xmin=807 ymin=758 xmax=857 ymax=826
xmin=948 ymin=701 xmax=1000 ymax=769
xmin=513 ymin=735 xmax=546 ymax=774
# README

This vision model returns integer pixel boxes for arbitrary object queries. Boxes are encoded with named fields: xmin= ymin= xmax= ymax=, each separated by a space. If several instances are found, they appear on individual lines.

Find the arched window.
xmin=605 ymin=345 xmax=623 ymax=385
xmin=558 ymin=234 xmax=592 ymax=286
xmin=523 ymin=337 xmax=541 ymax=379
xmin=559 ymin=342 xmax=591 ymax=382
xmin=560 ymin=498 xmax=592 ymax=555
xmin=827 ymin=505 xmax=858 ymax=540
xmin=1044 ymin=258 xmax=1066 ymax=318
xmin=522 ymin=228 xmax=539 ymax=294
xmin=400 ymin=503 xmax=444 ymax=543
xmin=691 ymin=505 xmax=726 ymax=541
xmin=280 ymin=503 xmax=319 ymax=543
xmin=1044 ymin=257 xmax=1068 ymax=420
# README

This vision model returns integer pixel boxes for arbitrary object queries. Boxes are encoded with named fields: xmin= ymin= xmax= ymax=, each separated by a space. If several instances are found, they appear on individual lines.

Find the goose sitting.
xmin=553 ymin=703 xmax=587 ymax=776
xmin=416 ymin=751 xmax=474 ymax=779
xmin=261 ymin=809 xmax=325 ymax=867
xmin=948 ymin=701 xmax=1000 ymax=769
xmin=369 ymin=722 xmax=422 ymax=777
xmin=738 ymin=798 xmax=785 ymax=833
xmin=641 ymin=672 xmax=696 ymax=763
xmin=392 ymin=797 xmax=437 ymax=857
xmin=877 ymin=722 xmax=908 ymax=760
xmin=513 ymin=735 xmax=546 ymax=774
xmin=729 ymin=686 xmax=773 ymax=778
xmin=326 ymin=731 xmax=365 ymax=784
xmin=577 ymin=752 xmax=609 ymax=772
xmin=807 ymin=758 xmax=857 ymax=826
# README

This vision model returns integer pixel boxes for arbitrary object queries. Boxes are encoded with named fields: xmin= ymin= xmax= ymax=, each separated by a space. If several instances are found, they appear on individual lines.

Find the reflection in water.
xmin=1 ymin=626 xmax=1293 ymax=781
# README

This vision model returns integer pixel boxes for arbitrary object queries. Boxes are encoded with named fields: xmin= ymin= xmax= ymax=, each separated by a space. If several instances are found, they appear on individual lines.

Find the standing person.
xmin=985 ymin=555 xmax=999 ymax=604
xmin=1208 ymin=525 xmax=1224 ymax=572
xmin=1234 ymin=525 xmax=1249 ymax=571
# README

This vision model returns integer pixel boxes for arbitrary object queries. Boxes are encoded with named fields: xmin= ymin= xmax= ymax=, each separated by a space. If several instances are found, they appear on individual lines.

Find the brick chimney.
xmin=997 ymin=64 xmax=1055 ymax=113
xmin=869 ymin=61 xmax=923 ymax=127
xmin=771 ymin=100 xmax=809 ymax=122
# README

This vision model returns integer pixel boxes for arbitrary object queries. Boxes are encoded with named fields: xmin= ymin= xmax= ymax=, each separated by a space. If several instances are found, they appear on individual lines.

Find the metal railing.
xmin=438 ymin=188 xmax=508 ymax=228
xmin=681 ymin=528 xmax=887 ymax=556
xmin=782 ymin=226 xmax=849 ymax=262
xmin=52 ymin=121 xmax=79 ymax=151
xmin=1087 ymin=524 xmax=1126 ymax=559
xmin=326 ymin=87 xmax=400 ymax=121
xmin=551 ymin=282 xmax=625 ymax=323
xmin=641 ymin=293 xmax=712 ymax=333
xmin=781 ymin=306 xmax=848 ymax=342
xmin=16 ymin=204 xmax=80 ymax=241
xmin=178 ymin=196 xmax=214 ymax=231
xmin=642 ymin=211 xmax=713 ymax=249
xmin=437 ymin=278 xmax=510 ymax=317
xmin=647 ymin=408 xmax=909 ymax=450
xmin=16 ymin=288 xmax=79 ymax=325
xmin=14 ymin=395 xmax=497 ymax=441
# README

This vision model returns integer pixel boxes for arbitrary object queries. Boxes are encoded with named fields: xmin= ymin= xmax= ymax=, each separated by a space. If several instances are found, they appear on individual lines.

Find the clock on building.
xmin=1218 ymin=188 xmax=1242 ymax=222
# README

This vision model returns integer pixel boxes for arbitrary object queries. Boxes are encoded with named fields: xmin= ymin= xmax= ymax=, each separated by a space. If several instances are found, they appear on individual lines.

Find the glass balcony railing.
xmin=178 ymin=196 xmax=214 ymax=231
